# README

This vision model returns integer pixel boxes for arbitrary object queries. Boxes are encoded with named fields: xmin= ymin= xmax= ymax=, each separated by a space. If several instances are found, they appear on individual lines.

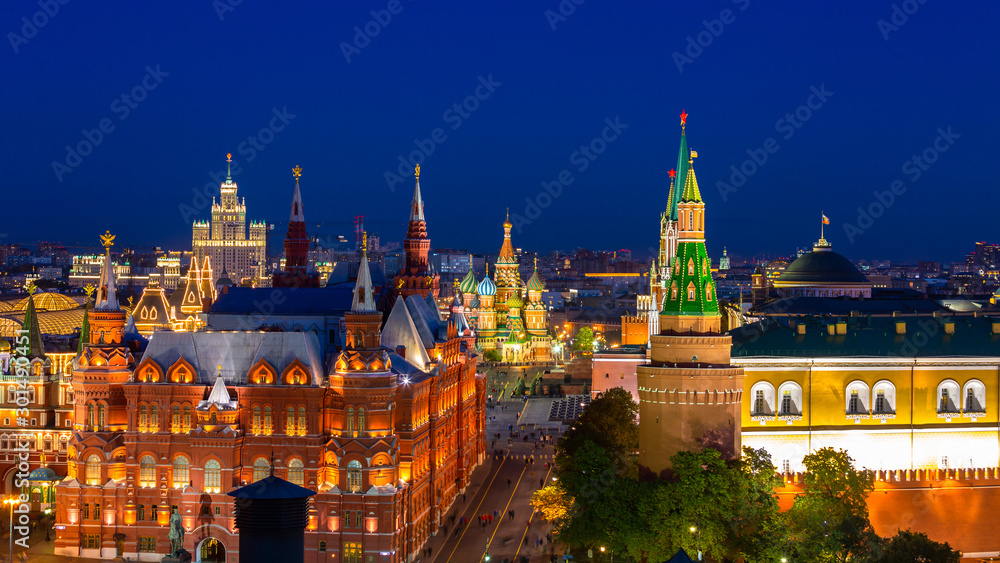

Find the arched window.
xmin=150 ymin=404 xmax=158 ymax=431
xmin=872 ymin=380 xmax=896 ymax=415
xmin=670 ymin=282 xmax=678 ymax=300
xmin=963 ymin=379 xmax=986 ymax=413
xmin=319 ymin=541 xmax=327 ymax=552
xmin=347 ymin=460 xmax=362 ymax=493
xmin=705 ymin=286 xmax=712 ymax=300
xmin=204 ymin=460 xmax=221 ymax=493
xmin=687 ymin=282 xmax=695 ymax=301
xmin=87 ymin=404 xmax=95 ymax=430
xmin=139 ymin=405 xmax=148 ymax=433
xmin=288 ymin=458 xmax=304 ymax=486
xmin=846 ymin=380 xmax=870 ymax=415
xmin=97 ymin=404 xmax=105 ymax=431
xmin=347 ymin=407 xmax=355 ymax=436
xmin=183 ymin=405 xmax=192 ymax=432
xmin=298 ymin=407 xmax=307 ymax=435
xmin=171 ymin=405 xmax=181 ymax=432
xmin=937 ymin=380 xmax=960 ymax=414
xmin=749 ymin=382 xmax=775 ymax=417
xmin=687 ymin=259 xmax=695 ymax=276
xmin=264 ymin=406 xmax=273 ymax=434
xmin=6 ymin=385 xmax=14 ymax=404
xmin=688 ymin=211 xmax=693 ymax=230
xmin=777 ymin=381 xmax=802 ymax=416
xmin=139 ymin=455 xmax=156 ymax=488
xmin=357 ymin=407 xmax=365 ymax=436
xmin=253 ymin=458 xmax=270 ymax=482
xmin=286 ymin=406 xmax=295 ymax=436
xmin=252 ymin=406 xmax=261 ymax=434
xmin=85 ymin=455 xmax=101 ymax=485
xmin=172 ymin=456 xmax=190 ymax=489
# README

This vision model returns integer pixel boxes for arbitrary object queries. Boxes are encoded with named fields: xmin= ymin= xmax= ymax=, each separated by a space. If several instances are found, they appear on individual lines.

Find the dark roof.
xmin=665 ymin=548 xmax=696 ymax=563
xmin=778 ymin=248 xmax=868 ymax=284
xmin=752 ymin=295 xmax=945 ymax=316
xmin=730 ymin=315 xmax=1000 ymax=358
xmin=210 ymin=286 xmax=354 ymax=316
xmin=28 ymin=467 xmax=61 ymax=481
xmin=228 ymin=475 xmax=316 ymax=499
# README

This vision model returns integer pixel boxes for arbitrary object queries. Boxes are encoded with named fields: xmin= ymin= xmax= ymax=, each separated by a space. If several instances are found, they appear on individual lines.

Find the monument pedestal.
xmin=162 ymin=549 xmax=193 ymax=563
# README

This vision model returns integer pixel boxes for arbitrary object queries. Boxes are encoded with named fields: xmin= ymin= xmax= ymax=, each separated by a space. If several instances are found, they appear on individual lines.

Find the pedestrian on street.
xmin=507 ymin=478 xmax=512 ymax=488
xmin=540 ymin=478 xmax=544 ymax=488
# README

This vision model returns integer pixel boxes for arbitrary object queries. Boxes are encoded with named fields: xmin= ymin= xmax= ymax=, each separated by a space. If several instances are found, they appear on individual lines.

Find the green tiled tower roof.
xmin=661 ymin=243 xmax=719 ymax=317
xmin=667 ymin=111 xmax=690 ymax=221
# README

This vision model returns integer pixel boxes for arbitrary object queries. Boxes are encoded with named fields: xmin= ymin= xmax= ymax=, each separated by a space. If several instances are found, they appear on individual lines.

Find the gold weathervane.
xmin=83 ymin=284 xmax=96 ymax=298
xmin=100 ymin=230 xmax=116 ymax=249
xmin=24 ymin=281 xmax=37 ymax=295
xmin=293 ymin=165 xmax=302 ymax=179
xmin=415 ymin=164 xmax=420 ymax=178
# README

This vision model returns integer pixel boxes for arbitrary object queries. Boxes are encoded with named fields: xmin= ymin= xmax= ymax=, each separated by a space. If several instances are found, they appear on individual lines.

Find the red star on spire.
xmin=668 ymin=169 xmax=676 ymax=178
xmin=680 ymin=110 xmax=688 ymax=125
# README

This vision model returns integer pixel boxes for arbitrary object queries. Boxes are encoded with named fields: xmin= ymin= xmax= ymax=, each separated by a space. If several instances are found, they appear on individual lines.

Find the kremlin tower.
xmin=273 ymin=165 xmax=320 ymax=288
xmin=637 ymin=144 xmax=745 ymax=477
xmin=393 ymin=164 xmax=440 ymax=298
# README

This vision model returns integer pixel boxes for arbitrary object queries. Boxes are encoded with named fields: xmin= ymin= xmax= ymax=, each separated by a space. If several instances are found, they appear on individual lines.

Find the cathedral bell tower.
xmin=637 ymin=151 xmax=744 ymax=477
xmin=394 ymin=165 xmax=440 ymax=298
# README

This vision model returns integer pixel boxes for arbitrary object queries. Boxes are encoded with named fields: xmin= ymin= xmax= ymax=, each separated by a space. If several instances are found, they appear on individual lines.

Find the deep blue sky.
xmin=3 ymin=1 xmax=997 ymax=263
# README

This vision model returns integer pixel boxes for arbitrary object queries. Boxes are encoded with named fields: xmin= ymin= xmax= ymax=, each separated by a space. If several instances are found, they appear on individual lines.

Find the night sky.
xmin=3 ymin=1 xmax=997 ymax=263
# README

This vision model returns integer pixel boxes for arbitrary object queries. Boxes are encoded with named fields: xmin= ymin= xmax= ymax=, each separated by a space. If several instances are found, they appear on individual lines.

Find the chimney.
xmin=395 ymin=345 xmax=406 ymax=359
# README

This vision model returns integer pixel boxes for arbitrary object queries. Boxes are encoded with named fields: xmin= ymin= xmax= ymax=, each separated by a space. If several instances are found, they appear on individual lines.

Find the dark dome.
xmin=28 ymin=466 xmax=60 ymax=481
xmin=778 ymin=246 xmax=868 ymax=284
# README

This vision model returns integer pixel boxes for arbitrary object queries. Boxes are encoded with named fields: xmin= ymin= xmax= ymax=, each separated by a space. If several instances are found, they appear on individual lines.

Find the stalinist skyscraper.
xmin=637 ymin=146 xmax=745 ymax=477
xmin=192 ymin=153 xmax=268 ymax=286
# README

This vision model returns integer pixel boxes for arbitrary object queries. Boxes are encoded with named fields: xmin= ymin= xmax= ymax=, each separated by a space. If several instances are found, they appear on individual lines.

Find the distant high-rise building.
xmin=719 ymin=247 xmax=730 ymax=270
xmin=192 ymin=154 xmax=268 ymax=287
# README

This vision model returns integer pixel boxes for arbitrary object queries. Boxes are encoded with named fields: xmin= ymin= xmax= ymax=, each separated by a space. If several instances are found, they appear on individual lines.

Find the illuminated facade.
xmin=734 ymin=316 xmax=1000 ymax=473
xmin=192 ymin=154 xmax=268 ymax=287
xmin=472 ymin=217 xmax=552 ymax=363
xmin=635 ymin=151 xmax=744 ymax=476
xmin=131 ymin=256 xmax=216 ymax=336
xmin=54 ymin=233 xmax=486 ymax=562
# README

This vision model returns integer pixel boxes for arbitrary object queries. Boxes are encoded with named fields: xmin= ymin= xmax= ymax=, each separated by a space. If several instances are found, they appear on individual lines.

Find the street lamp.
xmin=690 ymin=525 xmax=702 ymax=561
xmin=484 ymin=538 xmax=490 ymax=562
xmin=4 ymin=496 xmax=18 ymax=563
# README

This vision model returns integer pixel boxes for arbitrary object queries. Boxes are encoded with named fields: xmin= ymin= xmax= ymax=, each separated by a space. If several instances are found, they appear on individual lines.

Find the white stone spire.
xmin=351 ymin=234 xmax=377 ymax=313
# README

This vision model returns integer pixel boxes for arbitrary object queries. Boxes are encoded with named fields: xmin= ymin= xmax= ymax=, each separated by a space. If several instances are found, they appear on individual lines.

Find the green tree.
xmin=482 ymin=349 xmax=501 ymax=363
xmin=581 ymin=381 xmax=589 ymax=395
xmin=573 ymin=326 xmax=595 ymax=352
xmin=788 ymin=448 xmax=877 ymax=562
xmin=556 ymin=387 xmax=638 ymax=477
xmin=878 ymin=530 xmax=960 ymax=563
xmin=513 ymin=377 xmax=527 ymax=396
xmin=726 ymin=447 xmax=788 ymax=562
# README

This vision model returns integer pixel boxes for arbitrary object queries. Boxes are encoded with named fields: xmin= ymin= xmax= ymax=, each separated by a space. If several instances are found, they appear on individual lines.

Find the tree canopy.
xmin=573 ymin=326 xmax=595 ymax=351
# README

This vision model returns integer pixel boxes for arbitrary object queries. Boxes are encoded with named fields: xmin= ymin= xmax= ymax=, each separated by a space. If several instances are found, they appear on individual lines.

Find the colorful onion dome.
xmin=506 ymin=292 xmax=523 ymax=309
xmin=477 ymin=275 xmax=496 ymax=297
xmin=459 ymin=267 xmax=478 ymax=294
xmin=526 ymin=269 xmax=544 ymax=292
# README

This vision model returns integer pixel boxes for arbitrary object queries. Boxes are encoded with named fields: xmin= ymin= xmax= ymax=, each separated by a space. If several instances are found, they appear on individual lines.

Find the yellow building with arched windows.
xmin=732 ymin=314 xmax=1000 ymax=472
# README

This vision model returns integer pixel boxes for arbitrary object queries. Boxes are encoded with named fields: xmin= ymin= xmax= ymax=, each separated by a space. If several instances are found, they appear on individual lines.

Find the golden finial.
xmin=24 ymin=281 xmax=37 ymax=295
xmin=127 ymin=296 xmax=134 ymax=308
xmin=292 ymin=165 xmax=302 ymax=181
xmin=534 ymin=257 xmax=538 ymax=270
xmin=100 ymin=230 xmax=116 ymax=249
xmin=415 ymin=164 xmax=420 ymax=178
xmin=362 ymin=231 xmax=368 ymax=255
xmin=226 ymin=153 xmax=232 ymax=163
xmin=689 ymin=150 xmax=698 ymax=164
xmin=83 ymin=284 xmax=96 ymax=299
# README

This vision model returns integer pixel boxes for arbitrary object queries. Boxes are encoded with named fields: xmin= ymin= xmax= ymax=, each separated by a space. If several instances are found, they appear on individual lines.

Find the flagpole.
xmin=821 ymin=211 xmax=824 ymax=241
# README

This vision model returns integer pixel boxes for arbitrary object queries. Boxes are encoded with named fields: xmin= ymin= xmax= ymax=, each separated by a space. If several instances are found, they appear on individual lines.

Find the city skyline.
xmin=3 ymin=2 xmax=996 ymax=263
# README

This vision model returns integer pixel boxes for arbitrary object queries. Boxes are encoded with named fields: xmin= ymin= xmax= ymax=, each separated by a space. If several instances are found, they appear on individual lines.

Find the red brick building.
xmin=54 ymin=237 xmax=486 ymax=562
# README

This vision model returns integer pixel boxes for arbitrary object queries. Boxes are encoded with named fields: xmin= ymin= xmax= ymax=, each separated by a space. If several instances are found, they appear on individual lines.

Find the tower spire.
xmin=95 ymin=231 xmax=120 ymax=311
xmin=226 ymin=152 xmax=232 ymax=182
xmin=352 ymin=231 xmax=376 ymax=313
xmin=411 ymin=164 xmax=424 ymax=221
xmin=290 ymin=165 xmax=304 ymax=222
xmin=670 ymin=111 xmax=690 ymax=221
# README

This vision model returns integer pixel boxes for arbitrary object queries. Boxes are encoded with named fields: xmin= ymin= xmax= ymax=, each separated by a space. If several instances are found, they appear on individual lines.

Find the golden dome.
xmin=12 ymin=292 xmax=81 ymax=312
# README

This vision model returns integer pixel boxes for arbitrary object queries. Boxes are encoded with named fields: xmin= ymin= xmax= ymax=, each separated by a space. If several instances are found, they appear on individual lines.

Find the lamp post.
xmin=483 ymin=537 xmax=490 ymax=562
xmin=690 ymin=525 xmax=702 ymax=561
xmin=4 ymin=496 xmax=17 ymax=563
